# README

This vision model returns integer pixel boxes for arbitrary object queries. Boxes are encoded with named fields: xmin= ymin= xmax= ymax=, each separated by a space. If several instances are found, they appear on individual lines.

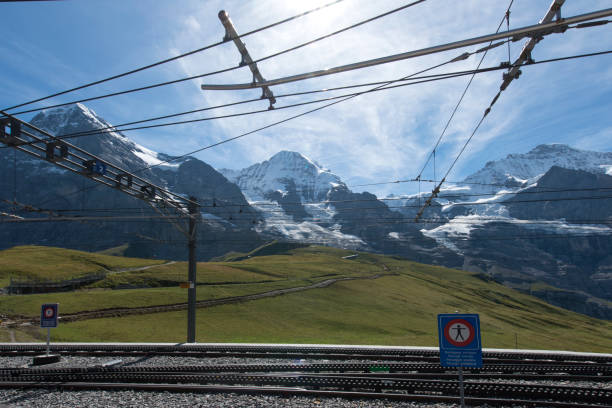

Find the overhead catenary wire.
xmin=199 ymin=9 xmax=612 ymax=90
xmin=8 ymin=190 xmax=612 ymax=216
xmin=14 ymin=43 xmax=478 ymax=214
xmin=9 ymin=49 xmax=611 ymax=210
xmin=3 ymin=0 xmax=427 ymax=117
xmin=415 ymin=0 xmax=514 ymax=182
xmin=413 ymin=0 xmax=578 ymax=222
xmin=0 ymin=0 xmax=347 ymax=113
xmin=4 ymin=48 xmax=609 ymax=152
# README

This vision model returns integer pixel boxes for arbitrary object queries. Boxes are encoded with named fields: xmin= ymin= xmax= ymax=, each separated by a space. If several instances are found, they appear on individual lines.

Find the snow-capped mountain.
xmin=221 ymin=150 xmax=347 ymax=202
xmin=0 ymin=104 xmax=260 ymax=260
xmin=29 ymin=103 xmax=184 ymax=174
xmin=221 ymin=151 xmax=367 ymax=248
xmin=224 ymin=145 xmax=612 ymax=319
xmin=463 ymin=144 xmax=612 ymax=189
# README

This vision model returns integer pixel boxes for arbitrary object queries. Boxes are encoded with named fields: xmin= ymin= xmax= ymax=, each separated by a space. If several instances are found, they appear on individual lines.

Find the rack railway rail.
xmin=1 ymin=344 xmax=610 ymax=407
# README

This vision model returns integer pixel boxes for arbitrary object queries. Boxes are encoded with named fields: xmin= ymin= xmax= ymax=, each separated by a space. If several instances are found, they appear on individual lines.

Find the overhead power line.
xmin=200 ymin=8 xmax=612 ymax=90
xmin=414 ymin=0 xmax=582 ymax=222
xmin=2 ymin=48 xmax=610 ymax=152
xmin=10 ymin=188 xmax=612 ymax=215
xmin=415 ymin=0 xmax=514 ymax=182
xmin=0 ymin=0 xmax=347 ymax=113
xmin=4 ymin=0 xmax=426 ymax=117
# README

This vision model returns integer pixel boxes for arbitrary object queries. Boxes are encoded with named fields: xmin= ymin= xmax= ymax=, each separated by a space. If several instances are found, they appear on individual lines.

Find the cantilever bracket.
xmin=209 ymin=10 xmax=276 ymax=108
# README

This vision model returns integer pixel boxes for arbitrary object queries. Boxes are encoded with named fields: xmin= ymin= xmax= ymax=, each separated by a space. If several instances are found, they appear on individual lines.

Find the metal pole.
xmin=187 ymin=197 xmax=198 ymax=343
xmin=46 ymin=328 xmax=50 ymax=356
xmin=458 ymin=366 xmax=465 ymax=408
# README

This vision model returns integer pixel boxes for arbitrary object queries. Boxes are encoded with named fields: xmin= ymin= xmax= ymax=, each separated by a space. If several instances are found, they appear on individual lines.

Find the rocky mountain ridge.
xmin=0 ymin=104 xmax=261 ymax=260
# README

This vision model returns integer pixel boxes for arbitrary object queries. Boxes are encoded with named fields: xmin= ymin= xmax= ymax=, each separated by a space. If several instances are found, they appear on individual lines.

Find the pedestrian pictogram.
xmin=438 ymin=313 xmax=482 ymax=368
xmin=444 ymin=318 xmax=475 ymax=347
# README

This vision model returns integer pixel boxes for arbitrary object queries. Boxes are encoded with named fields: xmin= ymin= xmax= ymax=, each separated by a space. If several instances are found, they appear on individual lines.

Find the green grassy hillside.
xmin=0 ymin=245 xmax=164 ymax=287
xmin=1 ymin=244 xmax=611 ymax=352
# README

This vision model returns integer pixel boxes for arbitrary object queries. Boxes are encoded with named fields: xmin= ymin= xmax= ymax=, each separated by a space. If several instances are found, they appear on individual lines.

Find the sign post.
xmin=438 ymin=313 xmax=482 ymax=408
xmin=35 ymin=303 xmax=60 ymax=365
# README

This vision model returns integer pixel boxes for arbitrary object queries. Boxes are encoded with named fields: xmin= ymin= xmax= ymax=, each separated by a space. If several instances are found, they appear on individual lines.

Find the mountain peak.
xmin=464 ymin=144 xmax=612 ymax=186
xmin=527 ymin=144 xmax=579 ymax=155
xmin=222 ymin=150 xmax=345 ymax=202
xmin=268 ymin=150 xmax=326 ymax=172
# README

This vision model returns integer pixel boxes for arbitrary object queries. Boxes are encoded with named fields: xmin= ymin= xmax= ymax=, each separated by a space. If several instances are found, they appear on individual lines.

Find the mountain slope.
xmin=222 ymin=150 xmax=461 ymax=266
xmin=223 ymin=145 xmax=612 ymax=319
xmin=464 ymin=144 xmax=612 ymax=189
xmin=2 ymin=245 xmax=610 ymax=351
xmin=0 ymin=104 xmax=261 ymax=259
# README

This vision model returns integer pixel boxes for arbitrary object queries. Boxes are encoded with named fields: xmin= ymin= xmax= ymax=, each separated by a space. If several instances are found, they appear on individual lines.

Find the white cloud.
xmin=120 ymin=0 xmax=612 ymax=197
xmin=6 ymin=0 xmax=609 ymax=198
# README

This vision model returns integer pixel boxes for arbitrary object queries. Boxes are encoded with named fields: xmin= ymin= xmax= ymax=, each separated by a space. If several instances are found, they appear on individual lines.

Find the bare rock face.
xmin=0 ymin=104 xmax=261 ymax=260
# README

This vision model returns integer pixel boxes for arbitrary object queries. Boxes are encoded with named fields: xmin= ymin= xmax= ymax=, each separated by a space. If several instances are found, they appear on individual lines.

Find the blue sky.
xmin=1 ymin=0 xmax=611 ymax=197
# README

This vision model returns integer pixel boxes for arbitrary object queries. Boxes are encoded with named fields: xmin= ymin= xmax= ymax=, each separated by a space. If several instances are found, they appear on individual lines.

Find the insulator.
xmin=45 ymin=141 xmax=69 ymax=161
xmin=140 ymin=184 xmax=156 ymax=199
xmin=82 ymin=160 xmax=106 ymax=176
xmin=0 ymin=118 xmax=21 ymax=146
xmin=115 ymin=173 xmax=133 ymax=189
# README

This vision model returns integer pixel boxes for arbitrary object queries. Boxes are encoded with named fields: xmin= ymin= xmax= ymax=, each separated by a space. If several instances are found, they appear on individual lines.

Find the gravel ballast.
xmin=0 ymin=355 xmax=609 ymax=407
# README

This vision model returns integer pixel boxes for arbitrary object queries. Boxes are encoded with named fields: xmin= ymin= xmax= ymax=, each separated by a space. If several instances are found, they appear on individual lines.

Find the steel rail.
xmin=3 ymin=365 xmax=610 ymax=381
xmin=1 ymin=361 xmax=610 ymax=377
xmin=0 ymin=381 xmax=608 ymax=408
xmin=0 ymin=344 xmax=610 ymax=363
xmin=1 ymin=348 xmax=611 ymax=366
xmin=1 ymin=374 xmax=610 ymax=406
xmin=201 ymin=8 xmax=612 ymax=90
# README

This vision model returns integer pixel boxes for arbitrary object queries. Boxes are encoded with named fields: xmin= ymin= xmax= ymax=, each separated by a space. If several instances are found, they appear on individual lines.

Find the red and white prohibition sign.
xmin=444 ymin=318 xmax=475 ymax=347
xmin=43 ymin=306 xmax=56 ymax=319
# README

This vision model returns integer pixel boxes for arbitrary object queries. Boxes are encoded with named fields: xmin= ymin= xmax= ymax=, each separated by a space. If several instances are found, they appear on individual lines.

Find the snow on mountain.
xmin=221 ymin=150 xmax=347 ymax=202
xmin=30 ymin=103 xmax=179 ymax=171
xmin=250 ymin=199 xmax=365 ymax=249
xmin=377 ymin=144 xmax=612 ymax=253
xmin=221 ymin=151 xmax=367 ymax=248
xmin=463 ymin=144 xmax=612 ymax=188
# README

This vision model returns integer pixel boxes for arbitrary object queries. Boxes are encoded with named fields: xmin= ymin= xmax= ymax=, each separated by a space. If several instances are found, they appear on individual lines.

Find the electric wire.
xmin=3 ymin=0 xmax=426 ymax=117
xmin=415 ymin=0 xmax=514 ymax=182
xmin=4 ymin=48 xmax=609 ymax=152
xmin=0 ymin=0 xmax=347 ymax=113
xmin=13 ymin=185 xmax=612 ymax=214
xmin=6 ymin=194 xmax=612 ymax=220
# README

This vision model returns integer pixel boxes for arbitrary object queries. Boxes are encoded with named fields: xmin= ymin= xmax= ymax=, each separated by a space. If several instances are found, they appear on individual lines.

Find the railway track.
xmin=1 ymin=343 xmax=610 ymax=363
xmin=2 ymin=362 xmax=611 ymax=377
xmin=0 ymin=370 xmax=610 ymax=407
xmin=2 ymin=273 xmax=395 ymax=326
xmin=1 ymin=344 xmax=610 ymax=407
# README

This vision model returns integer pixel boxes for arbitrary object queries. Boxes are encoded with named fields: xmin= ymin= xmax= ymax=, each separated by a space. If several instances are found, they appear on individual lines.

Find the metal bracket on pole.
xmin=500 ymin=0 xmax=565 ymax=91
xmin=214 ymin=10 xmax=276 ymax=110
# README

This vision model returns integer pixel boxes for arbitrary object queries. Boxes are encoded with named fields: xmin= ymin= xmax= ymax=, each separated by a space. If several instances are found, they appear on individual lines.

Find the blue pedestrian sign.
xmin=40 ymin=303 xmax=59 ymax=328
xmin=438 ymin=313 xmax=482 ymax=367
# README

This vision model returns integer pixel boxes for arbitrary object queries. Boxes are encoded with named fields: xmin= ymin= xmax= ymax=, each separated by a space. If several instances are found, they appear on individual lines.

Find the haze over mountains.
xmin=1 ymin=104 xmax=611 ymax=318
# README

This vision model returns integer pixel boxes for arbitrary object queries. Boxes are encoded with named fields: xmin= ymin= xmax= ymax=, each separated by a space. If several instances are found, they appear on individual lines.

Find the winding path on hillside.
xmin=104 ymin=261 xmax=177 ymax=275
xmin=9 ymin=272 xmax=397 ymax=326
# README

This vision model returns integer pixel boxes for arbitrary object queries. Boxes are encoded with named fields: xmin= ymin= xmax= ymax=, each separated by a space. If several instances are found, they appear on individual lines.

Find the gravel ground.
xmin=0 ymin=389 xmax=454 ymax=408
xmin=0 ymin=356 xmax=609 ymax=407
